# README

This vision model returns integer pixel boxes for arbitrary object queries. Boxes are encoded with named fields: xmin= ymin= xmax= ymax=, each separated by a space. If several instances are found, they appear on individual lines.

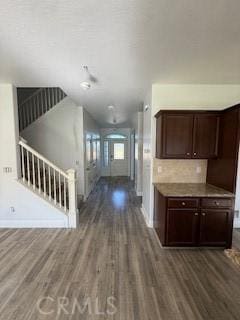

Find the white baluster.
xmin=64 ymin=177 xmax=67 ymax=212
xmin=43 ymin=162 xmax=46 ymax=197
xmin=26 ymin=150 xmax=30 ymax=186
xmin=48 ymin=166 xmax=51 ymax=200
xmin=54 ymin=170 xmax=57 ymax=204
xmin=59 ymin=171 xmax=62 ymax=208
xmin=21 ymin=145 xmax=26 ymax=182
xmin=32 ymin=154 xmax=36 ymax=190
xmin=37 ymin=158 xmax=41 ymax=193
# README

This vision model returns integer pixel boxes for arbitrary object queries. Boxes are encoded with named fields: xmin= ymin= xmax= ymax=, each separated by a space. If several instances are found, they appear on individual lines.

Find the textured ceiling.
xmin=1 ymin=0 xmax=240 ymax=127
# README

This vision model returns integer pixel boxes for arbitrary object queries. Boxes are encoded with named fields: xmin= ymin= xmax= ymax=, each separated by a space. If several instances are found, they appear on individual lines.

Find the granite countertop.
xmin=153 ymin=183 xmax=235 ymax=198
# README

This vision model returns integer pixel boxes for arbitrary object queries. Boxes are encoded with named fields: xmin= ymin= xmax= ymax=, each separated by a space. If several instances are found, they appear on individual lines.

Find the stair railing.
xmin=18 ymin=87 xmax=66 ymax=131
xmin=18 ymin=139 xmax=78 ymax=228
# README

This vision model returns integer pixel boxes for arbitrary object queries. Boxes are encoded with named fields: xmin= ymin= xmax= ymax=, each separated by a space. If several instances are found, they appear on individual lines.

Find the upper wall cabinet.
xmin=193 ymin=114 xmax=220 ymax=159
xmin=155 ymin=111 xmax=220 ymax=159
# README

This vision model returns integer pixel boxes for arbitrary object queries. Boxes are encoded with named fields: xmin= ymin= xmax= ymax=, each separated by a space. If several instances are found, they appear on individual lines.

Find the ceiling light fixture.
xmin=80 ymin=81 xmax=91 ymax=90
xmin=107 ymin=105 xmax=117 ymax=124
xmin=80 ymin=66 xmax=91 ymax=90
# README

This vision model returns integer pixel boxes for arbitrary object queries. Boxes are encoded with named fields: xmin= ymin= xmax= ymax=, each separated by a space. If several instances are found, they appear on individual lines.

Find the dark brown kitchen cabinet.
xmin=167 ymin=209 xmax=199 ymax=246
xmin=155 ymin=111 xmax=220 ymax=159
xmin=161 ymin=114 xmax=193 ymax=158
xmin=154 ymin=189 xmax=234 ymax=248
xmin=199 ymin=209 xmax=231 ymax=246
xmin=193 ymin=114 xmax=219 ymax=158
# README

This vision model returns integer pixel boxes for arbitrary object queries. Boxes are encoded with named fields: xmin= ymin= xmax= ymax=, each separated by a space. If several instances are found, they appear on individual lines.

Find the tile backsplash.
xmin=153 ymin=158 xmax=208 ymax=183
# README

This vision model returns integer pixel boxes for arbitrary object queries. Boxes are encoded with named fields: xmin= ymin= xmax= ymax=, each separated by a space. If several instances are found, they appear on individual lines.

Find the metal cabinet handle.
xmin=186 ymin=152 xmax=190 ymax=156
xmin=202 ymin=213 xmax=206 ymax=216
xmin=195 ymin=213 xmax=199 ymax=216
xmin=182 ymin=202 xmax=186 ymax=206
xmin=193 ymin=152 xmax=197 ymax=156
xmin=214 ymin=201 xmax=220 ymax=206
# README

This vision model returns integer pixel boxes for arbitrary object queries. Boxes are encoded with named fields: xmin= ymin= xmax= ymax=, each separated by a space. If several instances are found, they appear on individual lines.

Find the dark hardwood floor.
xmin=0 ymin=177 xmax=240 ymax=319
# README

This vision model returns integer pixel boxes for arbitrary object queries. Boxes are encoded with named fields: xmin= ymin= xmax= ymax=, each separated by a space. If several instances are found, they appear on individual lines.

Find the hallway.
xmin=0 ymin=177 xmax=240 ymax=319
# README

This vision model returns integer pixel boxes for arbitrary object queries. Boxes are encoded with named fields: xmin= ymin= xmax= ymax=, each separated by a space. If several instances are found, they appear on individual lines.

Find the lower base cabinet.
xmin=154 ymin=188 xmax=234 ymax=248
xmin=167 ymin=209 xmax=198 ymax=246
xmin=199 ymin=209 xmax=231 ymax=246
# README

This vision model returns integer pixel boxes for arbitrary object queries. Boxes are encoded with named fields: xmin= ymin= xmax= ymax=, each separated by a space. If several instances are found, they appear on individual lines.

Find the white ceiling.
xmin=1 ymin=0 xmax=240 ymax=127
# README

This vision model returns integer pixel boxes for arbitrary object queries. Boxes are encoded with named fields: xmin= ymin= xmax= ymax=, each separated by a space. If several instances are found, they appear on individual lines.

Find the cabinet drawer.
xmin=168 ymin=198 xmax=199 ymax=209
xmin=201 ymin=198 xmax=232 ymax=209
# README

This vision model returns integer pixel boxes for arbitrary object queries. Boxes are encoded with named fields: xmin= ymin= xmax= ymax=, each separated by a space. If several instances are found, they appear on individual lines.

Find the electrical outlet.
xmin=196 ymin=166 xmax=202 ymax=174
xmin=157 ymin=166 xmax=162 ymax=173
xmin=10 ymin=207 xmax=15 ymax=213
xmin=3 ymin=167 xmax=12 ymax=173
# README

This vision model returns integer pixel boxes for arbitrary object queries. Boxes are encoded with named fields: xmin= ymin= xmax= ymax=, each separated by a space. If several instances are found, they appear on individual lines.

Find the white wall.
xmin=83 ymin=109 xmax=101 ymax=199
xmin=152 ymin=84 xmax=240 ymax=115
xmin=100 ymin=128 xmax=131 ymax=177
xmin=0 ymin=84 xmax=68 ymax=227
xmin=22 ymin=97 xmax=85 ymax=195
xmin=133 ymin=112 xmax=143 ymax=196
xmin=130 ymin=131 xmax=135 ymax=180
xmin=142 ymin=91 xmax=154 ymax=227
xmin=142 ymin=84 xmax=240 ymax=228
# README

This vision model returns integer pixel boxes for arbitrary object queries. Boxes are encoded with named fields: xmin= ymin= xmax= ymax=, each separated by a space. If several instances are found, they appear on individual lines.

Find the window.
xmin=86 ymin=140 xmax=91 ymax=163
xmin=96 ymin=140 xmax=100 ymax=162
xmin=114 ymin=143 xmax=125 ymax=160
xmin=104 ymin=133 xmax=127 ymax=140
xmin=92 ymin=140 xmax=97 ymax=163
xmin=103 ymin=140 xmax=109 ymax=167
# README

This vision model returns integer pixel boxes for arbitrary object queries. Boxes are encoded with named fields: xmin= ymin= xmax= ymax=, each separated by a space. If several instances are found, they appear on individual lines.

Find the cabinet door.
xmin=199 ymin=209 xmax=231 ymax=247
xmin=167 ymin=209 xmax=199 ymax=246
xmin=162 ymin=114 xmax=193 ymax=158
xmin=193 ymin=114 xmax=220 ymax=159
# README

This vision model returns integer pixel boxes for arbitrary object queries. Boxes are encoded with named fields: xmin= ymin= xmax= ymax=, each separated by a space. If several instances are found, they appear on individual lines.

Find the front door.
xmin=110 ymin=140 xmax=128 ymax=176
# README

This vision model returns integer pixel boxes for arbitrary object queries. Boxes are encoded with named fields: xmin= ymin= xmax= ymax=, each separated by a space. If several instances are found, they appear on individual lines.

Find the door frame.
xmin=101 ymin=131 xmax=130 ymax=177
xmin=109 ymin=139 xmax=129 ymax=176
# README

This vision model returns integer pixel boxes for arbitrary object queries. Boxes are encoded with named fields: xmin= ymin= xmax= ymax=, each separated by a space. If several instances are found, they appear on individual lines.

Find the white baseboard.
xmin=141 ymin=206 xmax=153 ymax=228
xmin=0 ymin=220 xmax=68 ymax=228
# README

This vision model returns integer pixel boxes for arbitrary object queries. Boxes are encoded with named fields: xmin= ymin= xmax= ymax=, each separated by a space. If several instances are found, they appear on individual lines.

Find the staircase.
xmin=19 ymin=139 xmax=78 ymax=227
xmin=18 ymin=87 xmax=66 ymax=131
xmin=17 ymin=87 xmax=78 ymax=228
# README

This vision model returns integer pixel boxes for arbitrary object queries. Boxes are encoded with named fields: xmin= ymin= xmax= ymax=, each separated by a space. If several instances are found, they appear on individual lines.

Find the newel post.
xmin=67 ymin=169 xmax=79 ymax=228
